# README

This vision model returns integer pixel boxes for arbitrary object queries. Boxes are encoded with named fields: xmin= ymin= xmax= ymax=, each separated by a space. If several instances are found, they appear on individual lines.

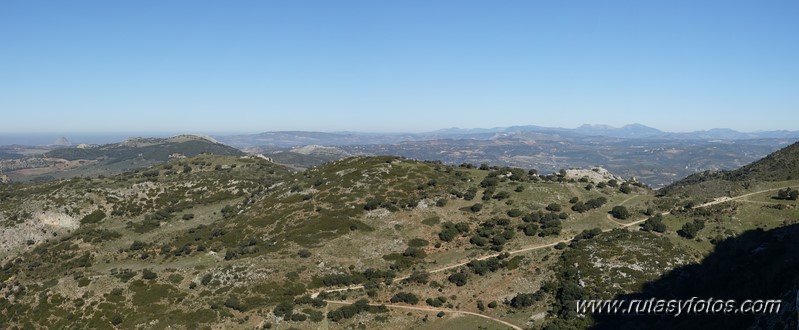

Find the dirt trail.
xmin=312 ymin=187 xmax=791 ymax=327
xmin=325 ymin=300 xmax=523 ymax=330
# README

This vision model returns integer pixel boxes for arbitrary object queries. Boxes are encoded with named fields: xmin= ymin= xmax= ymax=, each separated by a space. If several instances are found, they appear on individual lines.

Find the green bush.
xmin=142 ymin=269 xmax=157 ymax=280
xmin=470 ymin=203 xmax=483 ymax=212
xmin=390 ymin=292 xmax=419 ymax=305
xmin=80 ymin=210 xmax=107 ymax=225
xmin=610 ymin=206 xmax=631 ymax=220
xmin=507 ymin=208 xmax=523 ymax=217
xmin=679 ymin=219 xmax=705 ymax=239
xmin=447 ymin=272 xmax=468 ymax=286
xmin=641 ymin=214 xmax=667 ymax=233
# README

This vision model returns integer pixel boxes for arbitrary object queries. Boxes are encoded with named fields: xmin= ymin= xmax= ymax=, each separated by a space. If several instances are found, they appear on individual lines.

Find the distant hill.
xmin=216 ymin=125 xmax=799 ymax=148
xmin=44 ymin=135 xmax=243 ymax=162
xmin=573 ymin=123 xmax=665 ymax=138
xmin=0 ymin=135 xmax=247 ymax=183
xmin=724 ymin=140 xmax=799 ymax=181
xmin=663 ymin=141 xmax=799 ymax=195
xmin=248 ymin=145 xmax=352 ymax=169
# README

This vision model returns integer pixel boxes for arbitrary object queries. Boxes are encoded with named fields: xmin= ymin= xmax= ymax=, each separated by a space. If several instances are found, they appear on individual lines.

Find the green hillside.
xmin=0 ymin=149 xmax=797 ymax=329
xmin=44 ymin=135 xmax=244 ymax=162
xmin=661 ymin=140 xmax=799 ymax=197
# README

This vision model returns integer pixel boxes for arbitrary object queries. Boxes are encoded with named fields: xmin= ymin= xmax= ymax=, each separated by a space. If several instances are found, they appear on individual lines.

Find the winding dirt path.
xmin=312 ymin=186 xmax=791 ymax=328
xmin=325 ymin=300 xmax=523 ymax=330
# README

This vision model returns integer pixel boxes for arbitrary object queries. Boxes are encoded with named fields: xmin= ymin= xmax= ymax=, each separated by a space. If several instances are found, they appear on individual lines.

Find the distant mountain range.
xmin=216 ymin=124 xmax=799 ymax=148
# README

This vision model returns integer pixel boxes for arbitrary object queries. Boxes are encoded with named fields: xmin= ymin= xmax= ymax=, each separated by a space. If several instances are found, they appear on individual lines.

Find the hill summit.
xmin=666 ymin=141 xmax=799 ymax=188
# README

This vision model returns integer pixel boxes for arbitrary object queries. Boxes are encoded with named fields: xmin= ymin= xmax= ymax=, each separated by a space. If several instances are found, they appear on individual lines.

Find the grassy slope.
xmin=1 ymin=150 xmax=796 ymax=329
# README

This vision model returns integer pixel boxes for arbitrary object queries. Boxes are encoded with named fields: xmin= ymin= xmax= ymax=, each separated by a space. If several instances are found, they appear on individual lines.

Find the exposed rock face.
xmin=0 ymin=172 xmax=8 ymax=184
xmin=291 ymin=145 xmax=351 ymax=157
xmin=564 ymin=167 xmax=624 ymax=183
xmin=0 ymin=211 xmax=79 ymax=255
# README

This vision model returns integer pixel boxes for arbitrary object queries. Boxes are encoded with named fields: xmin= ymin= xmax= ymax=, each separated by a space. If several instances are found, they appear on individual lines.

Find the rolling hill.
xmin=660 ymin=140 xmax=799 ymax=198
xmin=2 ymin=135 xmax=245 ymax=183
xmin=44 ymin=135 xmax=244 ymax=162
xmin=0 ymin=142 xmax=797 ymax=329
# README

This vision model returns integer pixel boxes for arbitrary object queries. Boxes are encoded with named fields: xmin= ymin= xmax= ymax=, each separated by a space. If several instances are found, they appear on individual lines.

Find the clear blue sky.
xmin=1 ymin=1 xmax=797 ymax=134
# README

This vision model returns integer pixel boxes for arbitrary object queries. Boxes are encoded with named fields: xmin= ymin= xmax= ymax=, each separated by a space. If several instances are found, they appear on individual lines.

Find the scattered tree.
xmin=610 ymin=206 xmax=631 ymax=220
xmin=447 ymin=272 xmax=468 ymax=286
xmin=679 ymin=219 xmax=705 ymax=239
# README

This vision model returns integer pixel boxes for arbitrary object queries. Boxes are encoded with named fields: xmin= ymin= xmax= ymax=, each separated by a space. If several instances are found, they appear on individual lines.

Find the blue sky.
xmin=1 ymin=1 xmax=797 ymax=134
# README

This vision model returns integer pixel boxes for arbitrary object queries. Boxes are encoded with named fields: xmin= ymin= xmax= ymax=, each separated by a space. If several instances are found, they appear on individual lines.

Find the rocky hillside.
xmin=0 ymin=150 xmax=796 ymax=329
xmin=44 ymin=135 xmax=243 ymax=162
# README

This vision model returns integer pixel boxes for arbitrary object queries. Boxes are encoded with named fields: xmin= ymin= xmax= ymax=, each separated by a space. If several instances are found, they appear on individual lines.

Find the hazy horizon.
xmin=1 ymin=122 xmax=798 ymax=146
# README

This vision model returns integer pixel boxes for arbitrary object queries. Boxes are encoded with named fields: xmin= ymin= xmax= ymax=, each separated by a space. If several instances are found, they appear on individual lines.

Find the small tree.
xmin=546 ymin=203 xmax=562 ymax=212
xmin=298 ymin=249 xmax=312 ymax=258
xmin=610 ymin=206 xmax=631 ymax=220
xmin=640 ymin=215 xmax=667 ymax=233
xmin=619 ymin=184 xmax=633 ymax=194
xmin=447 ymin=272 xmax=468 ymax=286
xmin=775 ymin=188 xmax=798 ymax=201
xmin=390 ymin=292 xmax=419 ymax=305
xmin=142 ymin=269 xmax=157 ymax=280
xmin=130 ymin=240 xmax=145 ymax=250
xmin=679 ymin=219 xmax=705 ymax=239
xmin=470 ymin=203 xmax=483 ymax=213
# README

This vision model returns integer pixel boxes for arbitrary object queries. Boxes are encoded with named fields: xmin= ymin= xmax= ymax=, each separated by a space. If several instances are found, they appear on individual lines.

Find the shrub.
xmin=679 ymin=219 xmax=705 ymax=239
xmin=273 ymin=301 xmax=294 ymax=319
xmin=507 ymin=208 xmax=523 ymax=217
xmin=390 ymin=292 xmax=419 ymax=305
xmin=447 ymin=272 xmax=468 ymax=286
xmin=80 ymin=210 xmax=107 ymax=225
xmin=406 ymin=271 xmax=430 ymax=284
xmin=402 ymin=247 xmax=427 ymax=259
xmin=142 ymin=269 xmax=157 ymax=280
xmin=224 ymin=296 xmax=245 ymax=312
xmin=130 ymin=241 xmax=145 ymax=251
xmin=408 ymin=238 xmax=429 ymax=248
xmin=546 ymin=203 xmax=562 ymax=212
xmin=470 ymin=203 xmax=483 ymax=213
xmin=510 ymin=292 xmax=543 ymax=308
xmin=439 ymin=222 xmax=469 ymax=242
xmin=610 ymin=206 xmax=631 ymax=220
xmin=426 ymin=296 xmax=447 ymax=307
xmin=201 ymin=274 xmax=213 ymax=286
xmin=640 ymin=214 xmax=667 ymax=233
xmin=775 ymin=188 xmax=799 ymax=200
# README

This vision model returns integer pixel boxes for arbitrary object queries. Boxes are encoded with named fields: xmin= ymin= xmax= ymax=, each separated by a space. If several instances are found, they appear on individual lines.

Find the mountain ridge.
xmin=216 ymin=124 xmax=799 ymax=148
